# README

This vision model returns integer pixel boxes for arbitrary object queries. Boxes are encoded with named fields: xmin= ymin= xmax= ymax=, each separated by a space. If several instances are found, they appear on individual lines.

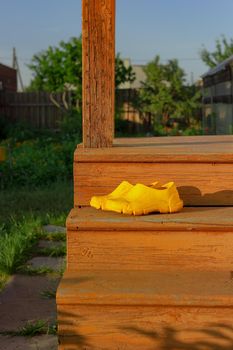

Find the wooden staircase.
xmin=57 ymin=136 xmax=233 ymax=349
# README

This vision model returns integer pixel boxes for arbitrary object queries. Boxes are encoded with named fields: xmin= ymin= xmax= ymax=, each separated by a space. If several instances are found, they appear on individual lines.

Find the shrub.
xmin=0 ymin=137 xmax=77 ymax=189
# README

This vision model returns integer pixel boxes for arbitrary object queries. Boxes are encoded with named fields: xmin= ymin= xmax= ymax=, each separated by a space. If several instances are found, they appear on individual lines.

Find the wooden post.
xmin=82 ymin=0 xmax=115 ymax=148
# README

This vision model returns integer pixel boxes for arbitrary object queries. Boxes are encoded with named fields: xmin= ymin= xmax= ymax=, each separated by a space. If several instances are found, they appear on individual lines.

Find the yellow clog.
xmin=90 ymin=181 xmax=183 ymax=215
xmin=90 ymin=181 xmax=133 ymax=210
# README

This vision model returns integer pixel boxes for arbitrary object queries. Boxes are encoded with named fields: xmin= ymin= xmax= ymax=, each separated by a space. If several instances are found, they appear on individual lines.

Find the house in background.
xmin=0 ymin=63 xmax=17 ymax=92
xmin=202 ymin=55 xmax=233 ymax=134
xmin=117 ymin=59 xmax=147 ymax=130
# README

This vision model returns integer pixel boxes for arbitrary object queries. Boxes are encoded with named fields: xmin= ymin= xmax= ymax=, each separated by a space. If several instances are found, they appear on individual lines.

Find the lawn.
xmin=0 ymin=116 xmax=78 ymax=290
xmin=0 ymin=181 xmax=73 ymax=290
xmin=0 ymin=181 xmax=73 ymax=224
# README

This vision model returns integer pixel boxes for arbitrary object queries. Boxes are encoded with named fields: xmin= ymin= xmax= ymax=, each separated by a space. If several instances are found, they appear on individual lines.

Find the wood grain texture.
xmin=57 ymin=270 xmax=233 ymax=306
xmin=67 ymin=207 xmax=233 ymax=231
xmin=74 ymin=135 xmax=233 ymax=206
xmin=67 ymin=229 xmax=233 ymax=272
xmin=82 ymin=0 xmax=115 ymax=148
xmin=66 ymin=207 xmax=233 ymax=272
xmin=57 ymin=269 xmax=233 ymax=348
xmin=58 ymin=303 xmax=233 ymax=349
xmin=74 ymin=162 xmax=233 ymax=206
xmin=75 ymin=135 xmax=233 ymax=162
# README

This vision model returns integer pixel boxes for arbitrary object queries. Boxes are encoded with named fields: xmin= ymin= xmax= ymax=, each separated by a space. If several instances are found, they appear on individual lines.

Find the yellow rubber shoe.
xmin=124 ymin=181 xmax=183 ymax=215
xmin=90 ymin=181 xmax=183 ymax=215
xmin=90 ymin=181 xmax=133 ymax=210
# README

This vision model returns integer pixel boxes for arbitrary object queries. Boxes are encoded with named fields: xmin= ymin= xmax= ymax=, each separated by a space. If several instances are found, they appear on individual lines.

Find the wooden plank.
xmin=82 ymin=0 xmax=115 ymax=148
xmin=58 ymin=304 xmax=233 ymax=350
xmin=75 ymin=135 xmax=233 ymax=162
xmin=73 ymin=162 xmax=233 ymax=206
xmin=66 ymin=207 xmax=233 ymax=272
xmin=67 ymin=207 xmax=233 ymax=231
xmin=57 ymin=270 xmax=233 ymax=306
xmin=67 ymin=229 xmax=233 ymax=271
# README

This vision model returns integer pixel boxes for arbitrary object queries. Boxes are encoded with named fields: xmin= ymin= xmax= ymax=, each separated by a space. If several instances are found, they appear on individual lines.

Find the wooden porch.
xmin=57 ymin=135 xmax=233 ymax=349
xmin=56 ymin=1 xmax=233 ymax=348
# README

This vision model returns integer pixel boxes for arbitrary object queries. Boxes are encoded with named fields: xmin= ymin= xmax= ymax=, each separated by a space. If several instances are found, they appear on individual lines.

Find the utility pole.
xmin=12 ymin=47 xmax=24 ymax=91
xmin=190 ymin=71 xmax=194 ymax=86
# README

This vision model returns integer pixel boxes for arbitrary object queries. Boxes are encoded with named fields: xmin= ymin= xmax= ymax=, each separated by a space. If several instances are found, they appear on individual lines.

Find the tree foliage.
xmin=138 ymin=56 xmax=200 ymax=131
xmin=200 ymin=35 xmax=233 ymax=68
xmin=27 ymin=37 xmax=135 ymax=96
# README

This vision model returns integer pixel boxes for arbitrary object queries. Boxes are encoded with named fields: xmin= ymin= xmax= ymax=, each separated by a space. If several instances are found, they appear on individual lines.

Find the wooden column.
xmin=82 ymin=0 xmax=115 ymax=148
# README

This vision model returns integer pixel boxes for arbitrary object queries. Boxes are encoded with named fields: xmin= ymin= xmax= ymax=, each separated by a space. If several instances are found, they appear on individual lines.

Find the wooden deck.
xmin=74 ymin=135 xmax=233 ymax=206
xmin=76 ymin=135 xmax=233 ymax=163
xmin=66 ymin=206 xmax=233 ymax=273
xmin=67 ymin=206 xmax=233 ymax=231
xmin=58 ymin=269 xmax=233 ymax=306
xmin=58 ymin=135 xmax=233 ymax=349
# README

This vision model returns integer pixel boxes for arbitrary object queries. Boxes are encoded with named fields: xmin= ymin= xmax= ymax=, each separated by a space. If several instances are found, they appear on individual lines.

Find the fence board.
xmin=0 ymin=91 xmax=71 ymax=129
xmin=0 ymin=89 xmax=143 ymax=131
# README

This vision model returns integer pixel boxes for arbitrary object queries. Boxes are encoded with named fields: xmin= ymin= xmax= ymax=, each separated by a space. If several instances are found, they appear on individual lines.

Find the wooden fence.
xmin=0 ymin=91 xmax=72 ymax=129
xmin=0 ymin=89 xmax=144 ymax=130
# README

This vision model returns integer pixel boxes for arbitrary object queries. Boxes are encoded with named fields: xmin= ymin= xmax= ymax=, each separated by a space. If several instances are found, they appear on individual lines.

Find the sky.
xmin=1 ymin=0 xmax=233 ymax=87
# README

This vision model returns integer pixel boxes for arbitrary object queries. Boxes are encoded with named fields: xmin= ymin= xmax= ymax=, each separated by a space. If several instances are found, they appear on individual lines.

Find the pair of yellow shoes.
xmin=90 ymin=180 xmax=183 ymax=216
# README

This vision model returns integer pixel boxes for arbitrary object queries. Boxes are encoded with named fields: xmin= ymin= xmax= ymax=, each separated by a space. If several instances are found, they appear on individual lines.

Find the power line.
xmin=131 ymin=58 xmax=202 ymax=63
xmin=0 ymin=55 xmax=203 ymax=63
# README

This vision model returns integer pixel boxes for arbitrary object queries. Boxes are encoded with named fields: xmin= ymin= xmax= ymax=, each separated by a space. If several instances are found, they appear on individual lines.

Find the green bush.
xmin=59 ymin=108 xmax=82 ymax=140
xmin=0 ymin=116 xmax=10 ymax=140
xmin=0 ymin=137 xmax=77 ymax=188
xmin=0 ymin=108 xmax=83 ymax=189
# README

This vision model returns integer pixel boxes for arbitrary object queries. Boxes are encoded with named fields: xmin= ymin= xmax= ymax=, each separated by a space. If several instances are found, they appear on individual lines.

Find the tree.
xmin=137 ymin=56 xmax=200 ymax=133
xmin=27 ymin=36 xmax=135 ymax=98
xmin=28 ymin=37 xmax=82 ymax=97
xmin=200 ymin=35 xmax=233 ymax=68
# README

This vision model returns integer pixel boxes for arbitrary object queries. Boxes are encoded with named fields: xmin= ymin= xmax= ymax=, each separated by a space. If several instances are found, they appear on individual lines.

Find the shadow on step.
xmin=58 ymin=306 xmax=233 ymax=349
xmin=121 ymin=323 xmax=233 ymax=350
xmin=58 ymin=309 xmax=90 ymax=348
xmin=178 ymin=186 xmax=233 ymax=206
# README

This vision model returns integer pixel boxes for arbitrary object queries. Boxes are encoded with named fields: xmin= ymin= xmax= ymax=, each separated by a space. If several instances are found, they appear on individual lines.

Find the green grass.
xmin=0 ymin=217 xmax=42 ymax=275
xmin=45 ymin=213 xmax=68 ymax=226
xmin=0 ymin=180 xmax=73 ymax=224
xmin=0 ymin=320 xmax=57 ymax=336
xmin=37 ymin=244 xmax=66 ymax=257
xmin=38 ymin=231 xmax=66 ymax=242
xmin=17 ymin=265 xmax=55 ymax=276
xmin=40 ymin=289 xmax=56 ymax=299
xmin=0 ymin=273 xmax=9 ymax=290
xmin=0 ymin=180 xmax=71 ymax=290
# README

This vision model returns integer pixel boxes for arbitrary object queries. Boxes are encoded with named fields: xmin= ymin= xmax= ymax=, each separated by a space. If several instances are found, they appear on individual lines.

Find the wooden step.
xmin=57 ymin=269 xmax=233 ymax=349
xmin=74 ymin=135 xmax=233 ymax=206
xmin=66 ymin=206 xmax=233 ymax=272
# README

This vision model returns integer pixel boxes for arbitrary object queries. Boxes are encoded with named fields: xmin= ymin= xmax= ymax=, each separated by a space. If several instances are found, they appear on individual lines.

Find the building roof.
xmin=0 ymin=62 xmax=16 ymax=71
xmin=202 ymin=54 xmax=233 ymax=78
xmin=119 ymin=59 xmax=146 ymax=89
xmin=130 ymin=65 xmax=146 ymax=89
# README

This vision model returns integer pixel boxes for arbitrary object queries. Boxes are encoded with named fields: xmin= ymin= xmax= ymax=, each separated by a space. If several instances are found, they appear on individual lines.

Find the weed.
xmin=0 ymin=217 xmax=41 ymax=275
xmin=0 ymin=273 xmax=9 ymax=291
xmin=38 ymin=231 xmax=66 ymax=242
xmin=40 ymin=289 xmax=56 ymax=299
xmin=0 ymin=182 xmax=70 ymax=291
xmin=17 ymin=265 xmax=55 ymax=276
xmin=0 ymin=320 xmax=57 ymax=337
xmin=44 ymin=212 xmax=68 ymax=226
xmin=37 ymin=244 xmax=66 ymax=257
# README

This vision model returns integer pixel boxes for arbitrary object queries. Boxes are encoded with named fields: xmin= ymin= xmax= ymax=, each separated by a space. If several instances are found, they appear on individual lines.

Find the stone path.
xmin=0 ymin=225 xmax=66 ymax=350
xmin=0 ymin=335 xmax=58 ymax=350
